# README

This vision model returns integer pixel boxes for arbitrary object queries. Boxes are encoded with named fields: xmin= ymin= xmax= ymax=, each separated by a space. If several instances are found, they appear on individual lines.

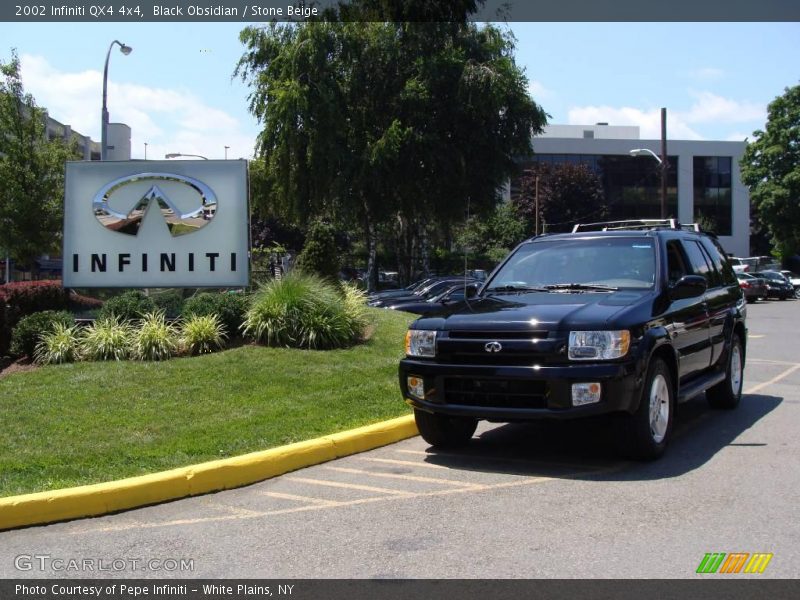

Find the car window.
xmin=682 ymin=240 xmax=713 ymax=284
xmin=490 ymin=237 xmax=656 ymax=290
xmin=700 ymin=238 xmax=737 ymax=286
xmin=666 ymin=241 xmax=689 ymax=284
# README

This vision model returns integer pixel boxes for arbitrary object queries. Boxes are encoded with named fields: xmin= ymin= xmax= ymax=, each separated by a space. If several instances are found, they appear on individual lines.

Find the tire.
xmin=707 ymin=334 xmax=744 ymax=410
xmin=414 ymin=409 xmax=477 ymax=448
xmin=617 ymin=358 xmax=674 ymax=461
xmin=795 ymin=288 xmax=800 ymax=300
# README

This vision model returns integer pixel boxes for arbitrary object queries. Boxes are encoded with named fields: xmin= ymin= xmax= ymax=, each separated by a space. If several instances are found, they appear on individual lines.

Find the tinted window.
xmin=490 ymin=237 xmax=656 ymax=289
xmin=666 ymin=240 xmax=689 ymax=284
xmin=682 ymin=240 xmax=713 ymax=283
xmin=700 ymin=237 xmax=737 ymax=286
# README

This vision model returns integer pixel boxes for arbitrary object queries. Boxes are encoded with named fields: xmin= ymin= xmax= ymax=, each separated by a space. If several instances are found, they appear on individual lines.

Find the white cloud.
xmin=528 ymin=80 xmax=555 ymax=100
xmin=567 ymin=90 xmax=766 ymax=141
xmin=567 ymin=105 xmax=704 ymax=140
xmin=18 ymin=54 xmax=256 ymax=160
xmin=682 ymin=90 xmax=765 ymax=124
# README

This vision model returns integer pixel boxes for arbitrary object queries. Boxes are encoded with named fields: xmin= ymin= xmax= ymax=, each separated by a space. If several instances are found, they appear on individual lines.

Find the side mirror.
xmin=669 ymin=275 xmax=707 ymax=300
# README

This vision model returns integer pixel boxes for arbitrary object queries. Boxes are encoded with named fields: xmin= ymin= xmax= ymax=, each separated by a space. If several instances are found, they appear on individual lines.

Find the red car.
xmin=737 ymin=273 xmax=767 ymax=303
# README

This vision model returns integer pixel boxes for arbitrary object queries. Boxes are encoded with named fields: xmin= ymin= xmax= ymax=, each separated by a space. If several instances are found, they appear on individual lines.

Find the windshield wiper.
xmin=544 ymin=283 xmax=618 ymax=292
xmin=485 ymin=284 xmax=549 ymax=294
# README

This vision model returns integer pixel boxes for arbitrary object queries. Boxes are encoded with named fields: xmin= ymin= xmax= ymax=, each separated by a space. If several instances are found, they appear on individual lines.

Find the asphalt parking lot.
xmin=1 ymin=299 xmax=799 ymax=579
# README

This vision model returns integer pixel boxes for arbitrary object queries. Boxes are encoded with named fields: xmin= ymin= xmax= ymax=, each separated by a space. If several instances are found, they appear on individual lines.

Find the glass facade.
xmin=513 ymin=154 xmax=679 ymax=227
xmin=693 ymin=156 xmax=732 ymax=236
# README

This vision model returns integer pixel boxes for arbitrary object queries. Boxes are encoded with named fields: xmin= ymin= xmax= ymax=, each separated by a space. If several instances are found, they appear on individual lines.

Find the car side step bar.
xmin=677 ymin=371 xmax=727 ymax=403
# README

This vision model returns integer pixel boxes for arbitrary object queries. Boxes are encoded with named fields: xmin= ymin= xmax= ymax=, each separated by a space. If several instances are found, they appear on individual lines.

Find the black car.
xmin=399 ymin=220 xmax=747 ymax=460
xmin=369 ymin=277 xmax=475 ymax=307
xmin=752 ymin=271 xmax=794 ymax=300
xmin=385 ymin=282 xmax=481 ymax=315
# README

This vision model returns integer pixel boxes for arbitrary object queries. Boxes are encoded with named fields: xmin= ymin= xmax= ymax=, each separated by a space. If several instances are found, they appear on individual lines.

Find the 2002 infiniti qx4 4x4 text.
xmin=399 ymin=220 xmax=747 ymax=460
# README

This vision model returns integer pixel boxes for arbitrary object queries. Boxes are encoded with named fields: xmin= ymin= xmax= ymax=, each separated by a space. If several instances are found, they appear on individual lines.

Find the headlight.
xmin=569 ymin=330 xmax=630 ymax=360
xmin=405 ymin=329 xmax=437 ymax=357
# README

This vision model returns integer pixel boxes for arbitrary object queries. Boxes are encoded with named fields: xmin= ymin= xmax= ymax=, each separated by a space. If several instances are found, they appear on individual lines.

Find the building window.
xmin=693 ymin=156 xmax=732 ymax=236
xmin=512 ymin=154 xmax=678 ymax=224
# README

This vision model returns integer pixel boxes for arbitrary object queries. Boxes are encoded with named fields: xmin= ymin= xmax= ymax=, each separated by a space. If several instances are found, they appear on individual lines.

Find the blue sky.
xmin=0 ymin=21 xmax=797 ymax=160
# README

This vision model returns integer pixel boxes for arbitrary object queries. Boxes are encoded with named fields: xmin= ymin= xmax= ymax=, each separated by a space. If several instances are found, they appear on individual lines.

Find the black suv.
xmin=399 ymin=220 xmax=747 ymax=460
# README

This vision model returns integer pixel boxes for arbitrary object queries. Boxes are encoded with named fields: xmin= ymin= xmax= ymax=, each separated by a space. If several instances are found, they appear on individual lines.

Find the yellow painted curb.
xmin=0 ymin=414 xmax=418 ymax=531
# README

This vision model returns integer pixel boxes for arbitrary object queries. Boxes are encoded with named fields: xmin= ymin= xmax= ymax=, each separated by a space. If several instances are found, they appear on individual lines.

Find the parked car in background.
xmin=384 ymin=282 xmax=480 ymax=315
xmin=780 ymin=270 xmax=800 ymax=299
xmin=753 ymin=271 xmax=794 ymax=300
xmin=369 ymin=277 xmax=476 ymax=307
xmin=736 ymin=272 xmax=767 ymax=303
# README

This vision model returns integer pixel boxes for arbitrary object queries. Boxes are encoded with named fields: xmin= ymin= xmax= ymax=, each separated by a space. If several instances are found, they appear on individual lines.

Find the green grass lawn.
xmin=0 ymin=308 xmax=415 ymax=497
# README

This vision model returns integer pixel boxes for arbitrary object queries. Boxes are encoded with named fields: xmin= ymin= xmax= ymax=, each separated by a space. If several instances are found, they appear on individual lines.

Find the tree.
xmin=514 ymin=163 xmax=606 ymax=234
xmin=0 ymin=50 xmax=79 ymax=269
xmin=236 ymin=6 xmax=547 ymax=289
xmin=295 ymin=219 xmax=341 ymax=280
xmin=740 ymin=83 xmax=800 ymax=260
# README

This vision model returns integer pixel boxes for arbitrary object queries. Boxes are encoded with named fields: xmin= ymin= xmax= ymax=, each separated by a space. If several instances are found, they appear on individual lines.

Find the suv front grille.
xmin=447 ymin=330 xmax=549 ymax=340
xmin=444 ymin=378 xmax=548 ymax=409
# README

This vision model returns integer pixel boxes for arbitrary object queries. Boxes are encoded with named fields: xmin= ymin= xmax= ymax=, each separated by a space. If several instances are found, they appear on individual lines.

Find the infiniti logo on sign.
xmin=92 ymin=172 xmax=218 ymax=237
xmin=484 ymin=341 xmax=503 ymax=353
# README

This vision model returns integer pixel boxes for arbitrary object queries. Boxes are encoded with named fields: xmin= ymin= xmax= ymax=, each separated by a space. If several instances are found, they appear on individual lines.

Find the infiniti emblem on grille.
xmin=484 ymin=341 xmax=503 ymax=353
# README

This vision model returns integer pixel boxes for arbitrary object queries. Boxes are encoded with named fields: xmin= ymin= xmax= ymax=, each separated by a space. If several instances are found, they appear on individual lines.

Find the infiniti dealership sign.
xmin=64 ymin=160 xmax=249 ymax=288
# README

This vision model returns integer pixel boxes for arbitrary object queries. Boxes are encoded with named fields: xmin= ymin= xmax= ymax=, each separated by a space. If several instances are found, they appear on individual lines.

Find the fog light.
xmin=407 ymin=376 xmax=425 ymax=400
xmin=572 ymin=382 xmax=601 ymax=406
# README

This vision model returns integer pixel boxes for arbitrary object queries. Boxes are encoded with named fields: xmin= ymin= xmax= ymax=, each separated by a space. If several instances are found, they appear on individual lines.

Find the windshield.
xmin=488 ymin=237 xmax=656 ymax=291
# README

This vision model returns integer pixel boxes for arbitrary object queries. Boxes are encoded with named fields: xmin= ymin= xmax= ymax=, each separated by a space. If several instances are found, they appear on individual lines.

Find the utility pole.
xmin=535 ymin=175 xmax=540 ymax=236
xmin=660 ymin=107 xmax=667 ymax=219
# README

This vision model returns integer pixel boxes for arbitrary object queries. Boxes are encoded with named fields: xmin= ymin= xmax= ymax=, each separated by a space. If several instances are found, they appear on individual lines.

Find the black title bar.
xmin=2 ymin=0 xmax=799 ymax=22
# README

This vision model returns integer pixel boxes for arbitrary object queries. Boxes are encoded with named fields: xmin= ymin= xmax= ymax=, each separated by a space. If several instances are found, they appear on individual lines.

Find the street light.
xmin=629 ymin=108 xmax=668 ymax=218
xmin=224 ymin=145 xmax=230 ymax=159
xmin=101 ymin=40 xmax=132 ymax=160
xmin=165 ymin=153 xmax=209 ymax=160
xmin=144 ymin=142 xmax=148 ymax=159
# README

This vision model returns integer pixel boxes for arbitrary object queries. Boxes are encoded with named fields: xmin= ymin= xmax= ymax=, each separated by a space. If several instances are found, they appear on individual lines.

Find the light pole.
xmin=630 ymin=109 xmax=668 ymax=219
xmin=101 ymin=40 xmax=132 ymax=160
xmin=224 ymin=146 xmax=230 ymax=159
xmin=144 ymin=142 xmax=148 ymax=159
xmin=165 ymin=153 xmax=209 ymax=160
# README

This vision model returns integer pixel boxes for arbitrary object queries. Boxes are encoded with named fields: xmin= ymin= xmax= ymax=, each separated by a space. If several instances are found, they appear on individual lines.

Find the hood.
xmin=413 ymin=290 xmax=653 ymax=332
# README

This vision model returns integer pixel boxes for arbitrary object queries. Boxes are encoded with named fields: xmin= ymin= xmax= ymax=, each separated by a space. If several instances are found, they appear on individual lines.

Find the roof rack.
xmin=572 ymin=219 xmax=701 ymax=233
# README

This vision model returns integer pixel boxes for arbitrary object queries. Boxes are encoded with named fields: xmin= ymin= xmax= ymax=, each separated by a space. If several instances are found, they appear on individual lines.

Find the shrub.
xmin=0 ymin=280 xmax=69 ymax=328
xmin=98 ymin=290 xmax=156 ymax=322
xmin=79 ymin=317 xmax=133 ymax=361
xmin=182 ymin=292 xmax=247 ymax=337
xmin=242 ymin=272 xmax=368 ymax=349
xmin=68 ymin=291 xmax=104 ymax=311
xmin=152 ymin=290 xmax=184 ymax=319
xmin=33 ymin=323 xmax=80 ymax=365
xmin=131 ymin=311 xmax=178 ymax=361
xmin=181 ymin=314 xmax=226 ymax=355
xmin=295 ymin=220 xmax=340 ymax=280
xmin=9 ymin=310 xmax=75 ymax=359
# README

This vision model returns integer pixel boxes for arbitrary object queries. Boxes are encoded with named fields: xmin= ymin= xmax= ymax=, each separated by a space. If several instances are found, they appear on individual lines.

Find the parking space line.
xmin=747 ymin=358 xmax=800 ymax=366
xmin=285 ymin=476 xmax=413 ymax=496
xmin=356 ymin=457 xmax=447 ymax=470
xmin=744 ymin=364 xmax=800 ymax=395
xmin=72 ymin=464 xmax=625 ymax=535
xmin=323 ymin=466 xmax=483 ymax=488
xmin=259 ymin=491 xmax=342 ymax=506
xmin=204 ymin=502 xmax=264 ymax=517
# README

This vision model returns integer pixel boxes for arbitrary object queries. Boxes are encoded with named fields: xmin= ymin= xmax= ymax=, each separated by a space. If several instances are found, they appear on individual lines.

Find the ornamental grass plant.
xmin=181 ymin=314 xmax=227 ymax=355
xmin=79 ymin=317 xmax=133 ymax=361
xmin=131 ymin=311 xmax=179 ymax=361
xmin=242 ymin=272 xmax=369 ymax=349
xmin=33 ymin=323 xmax=81 ymax=365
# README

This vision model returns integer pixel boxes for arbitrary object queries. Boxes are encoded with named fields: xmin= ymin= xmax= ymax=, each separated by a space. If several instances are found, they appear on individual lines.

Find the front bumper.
xmin=399 ymin=358 xmax=644 ymax=422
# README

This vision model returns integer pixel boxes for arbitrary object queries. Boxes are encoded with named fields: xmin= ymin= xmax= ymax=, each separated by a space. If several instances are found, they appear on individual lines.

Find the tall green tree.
xmin=236 ymin=9 xmax=547 ymax=289
xmin=740 ymin=83 xmax=800 ymax=260
xmin=0 ymin=50 xmax=78 ymax=269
